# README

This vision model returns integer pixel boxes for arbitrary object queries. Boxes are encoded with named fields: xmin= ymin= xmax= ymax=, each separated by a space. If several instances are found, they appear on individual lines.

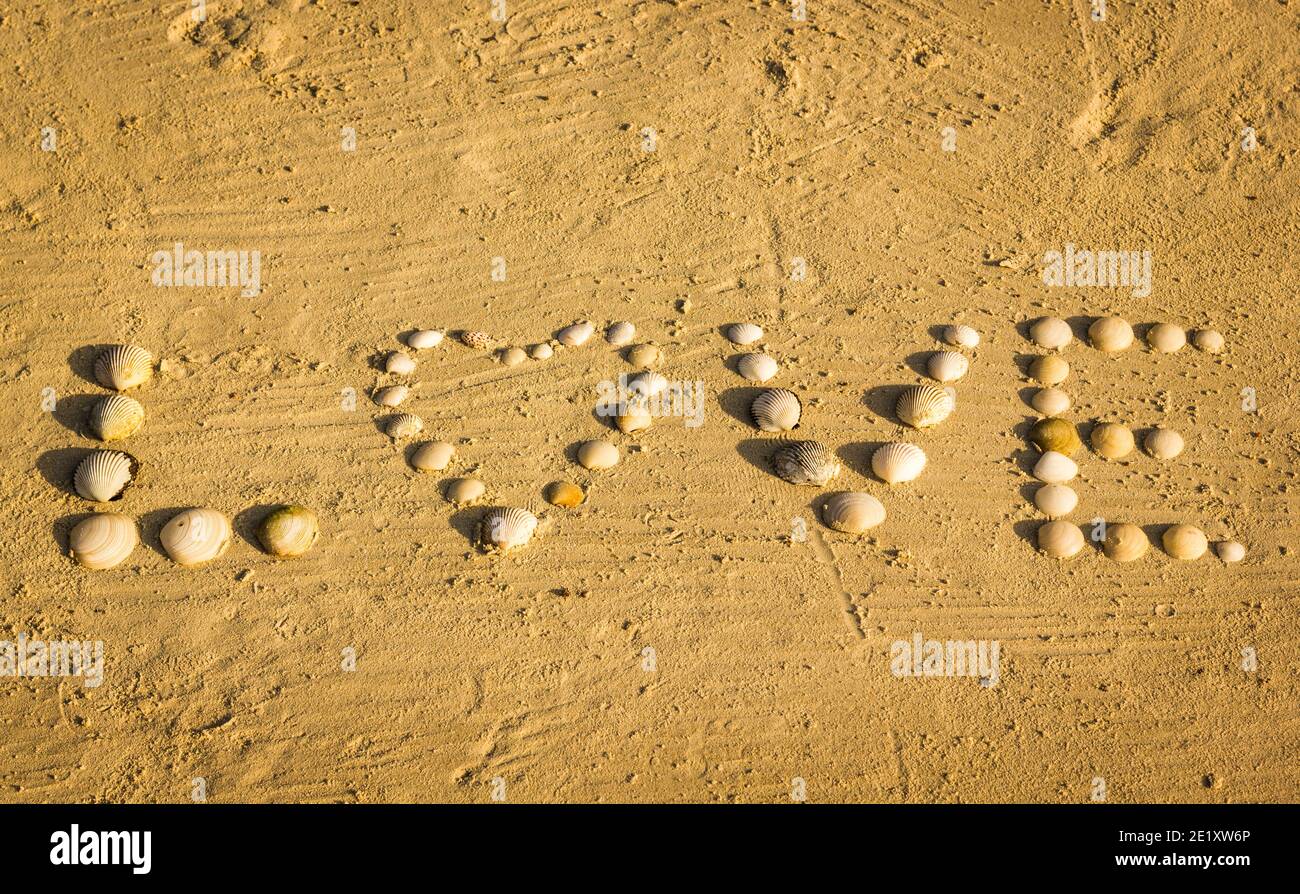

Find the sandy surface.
xmin=2 ymin=0 xmax=1297 ymax=802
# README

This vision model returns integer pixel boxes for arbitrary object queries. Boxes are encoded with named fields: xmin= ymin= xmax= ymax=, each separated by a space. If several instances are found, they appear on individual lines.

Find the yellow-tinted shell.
xmin=160 ymin=508 xmax=232 ymax=567
xmin=1091 ymin=422 xmax=1134 ymax=459
xmin=69 ymin=513 xmax=138 ymax=570
xmin=89 ymin=394 xmax=144 ymax=441
xmin=544 ymin=481 xmax=585 ymax=508
xmin=1028 ymin=417 xmax=1081 ymax=455
xmin=1162 ymin=524 xmax=1207 ymax=560
xmin=94 ymin=345 xmax=153 ymax=391
xmin=896 ymin=384 xmax=953 ymax=429
xmin=1029 ymin=354 xmax=1069 ymax=386
xmin=257 ymin=505 xmax=319 ymax=558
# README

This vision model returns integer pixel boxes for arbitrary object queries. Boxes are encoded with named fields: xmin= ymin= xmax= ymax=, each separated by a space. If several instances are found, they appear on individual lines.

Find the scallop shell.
xmin=871 ymin=442 xmax=927 ymax=484
xmin=529 ymin=343 xmax=554 ymax=360
xmin=1028 ymin=417 xmax=1081 ymax=456
xmin=1162 ymin=524 xmax=1207 ymax=560
xmin=927 ymin=351 xmax=969 ymax=383
xmin=1144 ymin=427 xmax=1184 ymax=460
xmin=627 ymin=371 xmax=668 ymax=398
xmin=257 ymin=505 xmax=319 ymax=558
xmin=498 ymin=346 xmax=527 ymax=367
xmin=1029 ymin=317 xmax=1072 ymax=350
xmin=577 ymin=440 xmax=619 ymax=470
xmin=821 ymin=492 xmax=885 ymax=534
xmin=1145 ymin=323 xmax=1186 ymax=353
xmin=460 ymin=330 xmax=494 ymax=350
xmin=1102 ymin=522 xmax=1148 ymax=562
xmin=750 ymin=388 xmax=802 ymax=432
xmin=445 ymin=478 xmax=486 ymax=505
xmin=385 ymin=413 xmax=423 ymax=439
xmin=544 ymin=481 xmax=585 ymax=508
xmin=895 ymin=384 xmax=953 ymax=429
xmin=73 ymin=450 xmax=137 ymax=502
xmin=94 ymin=345 xmax=153 ymax=391
xmin=68 ymin=513 xmax=138 ymax=570
xmin=160 ymin=508 xmax=232 ymax=567
xmin=625 ymin=343 xmax=662 ymax=368
xmin=89 ymin=394 xmax=144 ymax=441
xmin=1029 ymin=354 xmax=1069 ymax=386
xmin=1038 ymin=520 xmax=1084 ymax=559
xmin=410 ymin=441 xmax=454 ymax=472
xmin=1090 ymin=422 xmax=1134 ymax=459
xmin=1089 ymin=316 xmax=1134 ymax=352
xmin=374 ymin=385 xmax=408 ymax=408
xmin=1033 ymin=484 xmax=1077 ymax=518
xmin=406 ymin=330 xmax=444 ymax=350
xmin=605 ymin=321 xmax=636 ymax=346
xmin=1032 ymin=451 xmax=1077 ymax=484
xmin=1031 ymin=387 xmax=1071 ymax=416
xmin=772 ymin=440 xmax=840 ymax=486
xmin=726 ymin=323 xmax=763 ymax=345
xmin=478 ymin=507 xmax=538 ymax=553
xmin=736 ymin=353 xmax=779 ymax=383
xmin=557 ymin=320 xmax=594 ymax=346
xmin=942 ymin=324 xmax=980 ymax=348
xmin=1192 ymin=329 xmax=1224 ymax=354
xmin=385 ymin=351 xmax=416 ymax=375
xmin=1215 ymin=540 xmax=1245 ymax=563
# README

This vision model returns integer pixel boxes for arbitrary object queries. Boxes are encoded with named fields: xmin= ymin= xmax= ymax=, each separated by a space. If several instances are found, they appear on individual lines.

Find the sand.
xmin=2 ymin=0 xmax=1297 ymax=802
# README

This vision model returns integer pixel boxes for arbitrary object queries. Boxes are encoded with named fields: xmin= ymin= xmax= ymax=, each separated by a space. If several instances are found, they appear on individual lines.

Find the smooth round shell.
xmin=94 ymin=345 xmax=153 ymax=391
xmin=385 ymin=413 xmax=424 ymax=439
xmin=444 ymin=478 xmax=486 ymax=505
xmin=1032 ymin=450 xmax=1077 ymax=484
xmin=927 ymin=351 xmax=969 ymax=383
xmin=577 ymin=440 xmax=619 ymax=470
xmin=871 ymin=442 xmax=927 ymax=484
xmin=257 ymin=505 xmax=319 ymax=558
xmin=498 ymin=346 xmax=527 ymax=367
xmin=1102 ymin=523 xmax=1149 ymax=562
xmin=625 ymin=343 xmax=662 ymax=368
xmin=1028 ymin=417 xmax=1081 ymax=456
xmin=557 ymin=321 xmax=594 ymax=346
xmin=726 ymin=323 xmax=763 ymax=345
xmin=737 ymin=353 xmax=779 ymax=383
xmin=1215 ymin=540 xmax=1246 ymax=563
xmin=1144 ymin=428 xmax=1184 ymax=460
xmin=1146 ymin=323 xmax=1186 ymax=353
xmin=544 ymin=481 xmax=585 ymax=508
xmin=1038 ymin=521 xmax=1084 ymax=559
xmin=160 ymin=508 xmax=232 ymax=567
xmin=1033 ymin=484 xmax=1077 ymax=518
xmin=89 ymin=394 xmax=144 ymax=441
xmin=1192 ymin=329 xmax=1224 ymax=354
xmin=822 ymin=492 xmax=885 ymax=534
xmin=942 ymin=324 xmax=979 ymax=348
xmin=374 ymin=385 xmax=408 ymax=408
xmin=528 ymin=343 xmax=554 ymax=360
xmin=615 ymin=403 xmax=654 ymax=434
xmin=1162 ymin=524 xmax=1207 ymax=560
xmin=605 ymin=321 xmax=636 ymax=346
xmin=478 ymin=507 xmax=538 ymax=553
xmin=1029 ymin=317 xmax=1072 ymax=350
xmin=751 ymin=388 xmax=802 ymax=432
xmin=1029 ymin=354 xmax=1069 ymax=386
xmin=74 ymin=450 xmax=137 ymax=502
xmin=1090 ymin=422 xmax=1134 ymax=459
xmin=460 ymin=330 xmax=494 ymax=350
xmin=895 ymin=384 xmax=953 ymax=429
xmin=772 ymin=441 xmax=841 ymax=486
xmin=406 ymin=330 xmax=444 ymax=350
xmin=410 ymin=441 xmax=455 ymax=472
xmin=1032 ymin=387 xmax=1071 ymax=416
xmin=385 ymin=351 xmax=416 ymax=375
xmin=1089 ymin=316 xmax=1134 ymax=352
xmin=69 ymin=513 xmax=138 ymax=570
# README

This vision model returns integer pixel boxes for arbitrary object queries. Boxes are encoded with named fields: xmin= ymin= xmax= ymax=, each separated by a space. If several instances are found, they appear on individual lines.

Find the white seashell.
xmin=736 ymin=353 xmax=779 ymax=383
xmin=1029 ymin=317 xmax=1072 ymax=350
xmin=1031 ymin=387 xmax=1071 ymax=416
xmin=160 ymin=508 xmax=232 ymax=567
xmin=406 ymin=330 xmax=444 ymax=350
xmin=627 ymin=371 xmax=668 ymax=398
xmin=750 ymin=389 xmax=802 ymax=432
xmin=626 ymin=343 xmax=662 ymax=368
xmin=257 ymin=505 xmax=319 ymax=558
xmin=94 ymin=345 xmax=153 ymax=391
xmin=498 ymin=346 xmax=527 ymax=367
xmin=871 ymin=442 xmax=927 ymax=484
xmin=606 ymin=321 xmax=636 ymax=346
xmin=89 ymin=394 xmax=144 ymax=441
xmin=460 ymin=330 xmax=494 ymax=350
xmin=896 ymin=384 xmax=953 ymax=428
xmin=74 ymin=450 xmax=137 ymax=502
xmin=374 ymin=385 xmax=408 ymax=407
xmin=577 ymin=440 xmax=619 ymax=470
xmin=1032 ymin=450 xmax=1077 ymax=484
xmin=821 ymin=492 xmax=885 ymax=534
xmin=942 ymin=324 xmax=980 ymax=348
xmin=386 ymin=351 xmax=416 ymax=375
xmin=772 ymin=440 xmax=841 ymax=486
xmin=557 ymin=321 xmax=594 ymax=346
xmin=1033 ymin=484 xmax=1077 ymax=518
xmin=444 ymin=478 xmax=486 ymax=505
xmin=1144 ymin=427 xmax=1184 ymax=460
xmin=410 ymin=441 xmax=455 ymax=472
xmin=1029 ymin=354 xmax=1069 ymax=386
xmin=1146 ymin=323 xmax=1186 ymax=353
xmin=479 ymin=507 xmax=539 ymax=553
xmin=69 ymin=513 xmax=138 ymax=570
xmin=1162 ymin=524 xmax=1207 ymax=560
xmin=927 ymin=351 xmax=968 ymax=383
xmin=1192 ymin=329 xmax=1224 ymax=354
xmin=385 ymin=413 xmax=423 ymax=439
xmin=1038 ymin=520 xmax=1084 ymax=559
xmin=726 ymin=323 xmax=764 ymax=345
xmin=1089 ymin=316 xmax=1134 ymax=352
xmin=529 ymin=343 xmax=554 ymax=360
xmin=1215 ymin=540 xmax=1245 ymax=563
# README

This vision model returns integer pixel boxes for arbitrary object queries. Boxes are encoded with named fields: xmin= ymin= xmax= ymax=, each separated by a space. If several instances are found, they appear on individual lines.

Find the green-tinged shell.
xmin=257 ymin=505 xmax=319 ymax=558
xmin=1028 ymin=417 xmax=1081 ymax=455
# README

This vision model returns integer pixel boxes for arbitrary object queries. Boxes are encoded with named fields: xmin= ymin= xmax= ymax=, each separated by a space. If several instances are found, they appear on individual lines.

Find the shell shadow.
xmin=1012 ymin=519 xmax=1041 ymax=549
xmin=50 ymin=394 xmax=102 ymax=439
xmin=1017 ymin=386 xmax=1041 ymax=411
xmin=735 ymin=438 xmax=778 ymax=477
xmin=926 ymin=324 xmax=949 ymax=344
xmin=52 ymin=512 xmax=99 ymax=555
xmin=1013 ymin=352 xmax=1041 ymax=379
xmin=1018 ymin=482 xmax=1042 ymax=504
xmin=233 ymin=505 xmax=281 ymax=552
xmin=1065 ymin=315 xmax=1095 ymax=343
xmin=1014 ymin=319 xmax=1034 ymax=342
xmin=719 ymin=387 xmax=765 ymax=429
xmin=138 ymin=507 xmax=190 ymax=559
xmin=837 ymin=441 xmax=886 ymax=480
xmin=1013 ymin=446 xmax=1041 ymax=476
xmin=448 ymin=506 xmax=489 ymax=547
xmin=862 ymin=385 xmax=906 ymax=425
xmin=37 ymin=447 xmax=96 ymax=497
xmin=67 ymin=344 xmax=111 ymax=388
xmin=904 ymin=351 xmax=933 ymax=379
xmin=367 ymin=351 xmax=391 ymax=373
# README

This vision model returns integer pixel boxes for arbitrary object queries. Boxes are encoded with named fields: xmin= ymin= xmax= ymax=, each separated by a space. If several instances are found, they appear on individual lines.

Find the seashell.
xmin=772 ymin=440 xmax=841 ymax=486
xmin=615 ymin=401 xmax=654 ymax=434
xmin=626 ymin=343 xmax=662 ymax=368
xmin=385 ymin=413 xmax=423 ymax=439
xmin=160 ymin=508 xmax=232 ymax=567
xmin=89 ymin=394 xmax=144 ymax=441
xmin=1029 ymin=354 xmax=1069 ymax=386
xmin=1028 ymin=417 xmax=1081 ymax=455
xmin=1103 ymin=523 xmax=1148 ymax=562
xmin=1038 ymin=520 xmax=1084 ymax=559
xmin=726 ymin=323 xmax=763 ymax=345
xmin=544 ymin=481 xmax=585 ymax=508
xmin=895 ymin=384 xmax=953 ymax=429
xmin=1032 ymin=450 xmax=1077 ymax=484
xmin=1192 ymin=328 xmax=1224 ymax=354
xmin=605 ymin=321 xmax=636 ymax=346
xmin=871 ymin=442 xmax=927 ymax=484
xmin=942 ymin=324 xmax=980 ymax=348
xmin=1089 ymin=316 xmax=1134 ymax=352
xmin=577 ymin=440 xmax=619 ymax=470
xmin=1162 ymin=524 xmax=1207 ymax=560
xmin=1033 ymin=484 xmax=1077 ymax=518
xmin=94 ymin=345 xmax=153 ymax=391
xmin=528 ymin=343 xmax=554 ymax=360
xmin=68 ymin=513 xmax=138 ymax=570
xmin=557 ymin=320 xmax=594 ymax=346
xmin=74 ymin=450 xmax=138 ymax=502
xmin=478 ymin=507 xmax=538 ymax=553
xmin=1029 ymin=317 xmax=1072 ymax=350
xmin=1144 ymin=427 xmax=1184 ymax=460
xmin=374 ymin=385 xmax=408 ymax=408
xmin=821 ymin=492 xmax=885 ymax=534
xmin=627 ymin=371 xmax=668 ymax=398
xmin=406 ymin=330 xmax=444 ymax=350
xmin=927 ymin=351 xmax=968 ymax=383
xmin=1032 ymin=387 xmax=1071 ymax=416
xmin=736 ymin=353 xmax=779 ymax=383
xmin=750 ymin=388 xmax=802 ymax=432
xmin=410 ymin=440 xmax=454 ymax=472
xmin=1090 ymin=422 xmax=1134 ymax=459
xmin=257 ymin=505 xmax=319 ymax=558
xmin=498 ymin=346 xmax=527 ymax=367
xmin=460 ymin=330 xmax=494 ymax=350
xmin=386 ymin=351 xmax=416 ymax=375
xmin=444 ymin=477 xmax=486 ymax=505
xmin=1215 ymin=540 xmax=1245 ymax=564
xmin=1145 ymin=323 xmax=1186 ymax=353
